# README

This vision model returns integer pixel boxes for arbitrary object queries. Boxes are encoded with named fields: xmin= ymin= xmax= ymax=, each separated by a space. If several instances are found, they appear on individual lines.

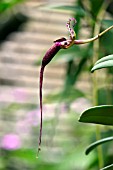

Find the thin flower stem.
xmin=62 ymin=25 xmax=113 ymax=48
xmin=74 ymin=25 xmax=113 ymax=45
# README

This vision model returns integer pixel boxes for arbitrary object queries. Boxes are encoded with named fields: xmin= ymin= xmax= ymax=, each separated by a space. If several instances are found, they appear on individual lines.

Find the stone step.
xmin=0 ymin=51 xmax=67 ymax=68
xmin=0 ymin=86 xmax=38 ymax=104
xmin=9 ymin=32 xmax=59 ymax=44
xmin=21 ymin=5 xmax=72 ymax=23
xmin=0 ymin=41 xmax=49 ymax=54
xmin=24 ymin=21 xmax=67 ymax=35
xmin=0 ymin=76 xmax=64 ymax=89
xmin=0 ymin=51 xmax=37 ymax=65
xmin=0 ymin=63 xmax=65 ymax=77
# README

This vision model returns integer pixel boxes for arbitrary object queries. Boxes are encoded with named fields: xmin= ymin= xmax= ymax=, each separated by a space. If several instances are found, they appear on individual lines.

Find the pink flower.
xmin=1 ymin=134 xmax=21 ymax=150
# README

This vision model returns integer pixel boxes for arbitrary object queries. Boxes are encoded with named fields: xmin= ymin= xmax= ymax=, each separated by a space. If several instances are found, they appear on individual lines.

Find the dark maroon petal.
xmin=54 ymin=37 xmax=66 ymax=43
xmin=42 ymin=43 xmax=61 ymax=67
xmin=38 ymin=42 xmax=62 ymax=154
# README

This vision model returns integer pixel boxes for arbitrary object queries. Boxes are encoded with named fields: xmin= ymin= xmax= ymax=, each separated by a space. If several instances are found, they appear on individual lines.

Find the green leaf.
xmin=100 ymin=164 xmax=113 ymax=170
xmin=97 ymin=88 xmax=113 ymax=105
xmin=100 ymin=21 xmax=113 ymax=53
xmin=85 ymin=137 xmax=113 ymax=155
xmin=39 ymin=4 xmax=85 ymax=16
xmin=44 ymin=87 xmax=84 ymax=103
xmin=95 ymin=55 xmax=113 ymax=65
xmin=52 ymin=5 xmax=85 ymax=16
xmin=91 ymin=59 xmax=113 ymax=72
xmin=79 ymin=105 xmax=113 ymax=126
xmin=90 ymin=0 xmax=104 ymax=19
xmin=102 ymin=20 xmax=113 ymax=28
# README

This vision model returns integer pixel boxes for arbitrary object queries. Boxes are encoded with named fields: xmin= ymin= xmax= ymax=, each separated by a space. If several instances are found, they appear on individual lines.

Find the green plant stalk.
xmin=92 ymin=2 xmax=106 ymax=169
xmin=95 ymin=125 xmax=104 ymax=168
xmin=73 ymin=25 xmax=113 ymax=45
xmin=92 ymin=34 xmax=104 ymax=169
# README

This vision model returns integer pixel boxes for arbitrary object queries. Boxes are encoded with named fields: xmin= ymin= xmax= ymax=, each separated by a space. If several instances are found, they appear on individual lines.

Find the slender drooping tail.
xmin=37 ymin=65 xmax=44 ymax=156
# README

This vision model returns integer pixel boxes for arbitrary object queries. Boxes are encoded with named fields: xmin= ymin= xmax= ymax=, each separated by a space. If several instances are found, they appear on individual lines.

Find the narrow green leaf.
xmin=100 ymin=164 xmax=113 ymax=170
xmin=39 ymin=4 xmax=85 ymax=16
xmin=52 ymin=5 xmax=85 ymax=15
xmin=91 ymin=60 xmax=113 ymax=72
xmin=44 ymin=87 xmax=84 ymax=103
xmin=79 ymin=105 xmax=113 ymax=126
xmin=85 ymin=137 xmax=113 ymax=155
xmin=98 ymin=88 xmax=113 ymax=105
xmin=102 ymin=19 xmax=113 ymax=28
xmin=95 ymin=55 xmax=113 ymax=65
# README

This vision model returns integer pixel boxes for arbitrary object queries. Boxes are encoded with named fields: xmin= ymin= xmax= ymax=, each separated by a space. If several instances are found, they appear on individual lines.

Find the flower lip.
xmin=54 ymin=37 xmax=66 ymax=43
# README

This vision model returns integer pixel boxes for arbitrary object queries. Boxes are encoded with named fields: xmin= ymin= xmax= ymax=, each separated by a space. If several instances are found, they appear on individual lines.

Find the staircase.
xmin=0 ymin=0 xmax=75 ymax=104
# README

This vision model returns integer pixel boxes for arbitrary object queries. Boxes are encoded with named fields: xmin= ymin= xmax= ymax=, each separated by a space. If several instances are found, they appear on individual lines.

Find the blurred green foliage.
xmin=0 ymin=0 xmax=23 ymax=13
xmin=0 ymin=0 xmax=27 ymax=42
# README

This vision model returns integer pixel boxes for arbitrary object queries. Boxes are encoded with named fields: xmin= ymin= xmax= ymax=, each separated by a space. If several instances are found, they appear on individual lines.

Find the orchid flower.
xmin=38 ymin=18 xmax=113 ymax=155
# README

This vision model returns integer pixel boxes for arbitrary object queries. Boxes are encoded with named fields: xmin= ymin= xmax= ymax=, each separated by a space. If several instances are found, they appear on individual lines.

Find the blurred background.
xmin=0 ymin=0 xmax=113 ymax=170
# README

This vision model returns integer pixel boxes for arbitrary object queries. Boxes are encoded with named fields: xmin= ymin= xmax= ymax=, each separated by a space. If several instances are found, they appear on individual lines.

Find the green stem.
xmin=93 ymin=31 xmax=104 ymax=170
xmin=92 ymin=2 xmax=106 ymax=169
xmin=95 ymin=125 xmax=104 ymax=169
xmin=74 ymin=25 xmax=113 ymax=45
